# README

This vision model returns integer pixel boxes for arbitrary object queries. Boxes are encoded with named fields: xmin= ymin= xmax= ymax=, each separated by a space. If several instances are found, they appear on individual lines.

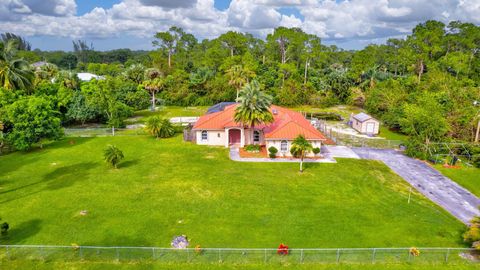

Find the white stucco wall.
xmin=244 ymin=129 xmax=264 ymax=145
xmin=266 ymin=140 xmax=322 ymax=157
xmin=351 ymin=119 xmax=380 ymax=135
xmin=195 ymin=130 xmax=225 ymax=146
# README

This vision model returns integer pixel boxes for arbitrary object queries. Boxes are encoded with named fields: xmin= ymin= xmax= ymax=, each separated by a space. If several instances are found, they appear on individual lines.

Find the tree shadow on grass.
xmin=0 ymin=162 xmax=98 ymax=204
xmin=0 ymin=219 xmax=42 ymax=245
xmin=119 ymin=159 xmax=139 ymax=169
xmin=44 ymin=162 xmax=98 ymax=190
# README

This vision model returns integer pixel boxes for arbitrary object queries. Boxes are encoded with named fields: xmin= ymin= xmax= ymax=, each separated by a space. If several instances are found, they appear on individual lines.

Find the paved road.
xmin=353 ymin=147 xmax=480 ymax=224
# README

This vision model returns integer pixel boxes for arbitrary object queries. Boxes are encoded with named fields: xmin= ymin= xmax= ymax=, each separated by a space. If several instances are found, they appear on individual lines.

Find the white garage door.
xmin=366 ymin=123 xmax=375 ymax=133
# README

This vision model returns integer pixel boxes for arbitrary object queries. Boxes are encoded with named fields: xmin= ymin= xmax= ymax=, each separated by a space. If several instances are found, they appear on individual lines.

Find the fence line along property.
xmin=0 ymin=245 xmax=476 ymax=264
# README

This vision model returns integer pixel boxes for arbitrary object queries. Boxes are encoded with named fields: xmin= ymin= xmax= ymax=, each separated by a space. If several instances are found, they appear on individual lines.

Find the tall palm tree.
xmin=290 ymin=135 xmax=313 ymax=173
xmin=234 ymin=80 xmax=273 ymax=142
xmin=0 ymin=40 xmax=34 ymax=91
xmin=143 ymin=77 xmax=164 ymax=111
xmin=225 ymin=65 xmax=255 ymax=99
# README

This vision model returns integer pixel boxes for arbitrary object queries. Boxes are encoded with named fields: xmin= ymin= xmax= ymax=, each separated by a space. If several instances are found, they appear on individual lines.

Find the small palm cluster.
xmin=145 ymin=116 xmax=176 ymax=138
xmin=104 ymin=145 xmax=124 ymax=168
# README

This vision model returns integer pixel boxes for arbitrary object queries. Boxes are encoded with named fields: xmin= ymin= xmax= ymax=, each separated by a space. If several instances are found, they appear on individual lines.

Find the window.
xmin=281 ymin=140 xmax=288 ymax=152
xmin=253 ymin=131 xmax=260 ymax=142
xmin=217 ymin=133 xmax=221 ymax=138
xmin=201 ymin=130 xmax=208 ymax=141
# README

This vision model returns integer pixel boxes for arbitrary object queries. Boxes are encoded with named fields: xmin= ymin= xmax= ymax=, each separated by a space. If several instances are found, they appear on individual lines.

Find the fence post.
xmin=372 ymin=248 xmax=376 ymax=263
xmin=445 ymin=248 xmax=450 ymax=263
xmin=79 ymin=246 xmax=83 ymax=260
xmin=152 ymin=248 xmax=155 ymax=260
xmin=39 ymin=246 xmax=44 ymax=260
xmin=116 ymin=248 xmax=119 ymax=261
xmin=336 ymin=249 xmax=340 ymax=263
xmin=218 ymin=249 xmax=222 ymax=262
xmin=6 ymin=245 xmax=9 ymax=260
xmin=264 ymin=248 xmax=267 ymax=263
xmin=300 ymin=249 xmax=304 ymax=263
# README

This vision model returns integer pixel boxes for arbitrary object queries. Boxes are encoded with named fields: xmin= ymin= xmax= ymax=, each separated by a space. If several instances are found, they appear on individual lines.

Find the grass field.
xmin=128 ymin=106 xmax=208 ymax=124
xmin=436 ymin=165 xmax=480 ymax=197
xmin=0 ymin=135 xmax=465 ymax=249
xmin=1 ymin=261 xmax=479 ymax=270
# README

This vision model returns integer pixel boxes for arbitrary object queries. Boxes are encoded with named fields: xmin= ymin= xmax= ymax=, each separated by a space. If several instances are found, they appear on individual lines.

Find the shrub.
xmin=0 ymin=218 xmax=9 ymax=235
xmin=312 ymin=147 xmax=321 ymax=155
xmin=268 ymin=146 xmax=278 ymax=158
xmin=244 ymin=144 xmax=261 ymax=152
xmin=145 ymin=116 xmax=176 ymax=138
xmin=464 ymin=216 xmax=480 ymax=249
xmin=104 ymin=145 xmax=124 ymax=168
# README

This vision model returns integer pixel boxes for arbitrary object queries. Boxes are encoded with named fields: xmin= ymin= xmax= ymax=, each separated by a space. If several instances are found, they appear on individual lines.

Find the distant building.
xmin=349 ymin=112 xmax=380 ymax=135
xmin=31 ymin=61 xmax=49 ymax=68
xmin=77 ymin=72 xmax=105 ymax=82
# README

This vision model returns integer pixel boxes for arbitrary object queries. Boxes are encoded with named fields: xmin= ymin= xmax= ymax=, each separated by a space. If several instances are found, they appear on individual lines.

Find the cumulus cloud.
xmin=0 ymin=0 xmax=479 ymax=50
xmin=139 ymin=0 xmax=197 ymax=9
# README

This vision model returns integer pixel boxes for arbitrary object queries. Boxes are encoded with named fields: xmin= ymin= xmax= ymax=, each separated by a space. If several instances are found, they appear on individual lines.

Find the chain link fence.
xmin=314 ymin=121 xmax=403 ymax=149
xmin=0 ymin=245 xmax=476 ymax=265
xmin=64 ymin=128 xmax=148 ymax=137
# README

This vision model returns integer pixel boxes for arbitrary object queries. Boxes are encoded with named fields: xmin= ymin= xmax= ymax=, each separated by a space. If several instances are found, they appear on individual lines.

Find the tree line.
xmin=0 ymin=20 xmax=479 ymax=159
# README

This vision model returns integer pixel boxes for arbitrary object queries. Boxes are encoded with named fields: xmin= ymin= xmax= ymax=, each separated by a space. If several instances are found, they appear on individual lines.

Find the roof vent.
xmin=272 ymin=109 xmax=278 ymax=115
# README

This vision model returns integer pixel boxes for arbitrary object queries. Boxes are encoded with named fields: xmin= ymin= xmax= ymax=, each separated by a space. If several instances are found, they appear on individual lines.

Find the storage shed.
xmin=349 ymin=113 xmax=380 ymax=135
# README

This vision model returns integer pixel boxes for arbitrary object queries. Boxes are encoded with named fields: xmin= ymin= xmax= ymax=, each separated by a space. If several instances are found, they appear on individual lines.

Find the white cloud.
xmin=0 ymin=0 xmax=479 ymax=50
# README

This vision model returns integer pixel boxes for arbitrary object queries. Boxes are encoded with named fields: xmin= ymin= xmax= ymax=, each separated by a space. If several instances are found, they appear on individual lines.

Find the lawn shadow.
xmin=44 ymin=162 xmax=98 ymax=190
xmin=0 ymin=219 xmax=42 ymax=245
xmin=119 ymin=159 xmax=139 ymax=168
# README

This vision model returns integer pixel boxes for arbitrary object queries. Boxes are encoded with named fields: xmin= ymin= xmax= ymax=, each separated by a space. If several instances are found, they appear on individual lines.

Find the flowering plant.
xmin=409 ymin=247 xmax=420 ymax=257
xmin=277 ymin=243 xmax=289 ymax=255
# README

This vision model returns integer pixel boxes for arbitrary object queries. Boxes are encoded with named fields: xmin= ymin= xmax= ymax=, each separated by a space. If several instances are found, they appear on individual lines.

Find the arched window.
xmin=253 ymin=130 xmax=260 ymax=142
xmin=201 ymin=130 xmax=208 ymax=141
xmin=280 ymin=140 xmax=288 ymax=152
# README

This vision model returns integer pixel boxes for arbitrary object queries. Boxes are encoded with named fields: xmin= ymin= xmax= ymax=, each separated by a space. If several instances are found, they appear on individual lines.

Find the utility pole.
xmin=475 ymin=101 xmax=480 ymax=143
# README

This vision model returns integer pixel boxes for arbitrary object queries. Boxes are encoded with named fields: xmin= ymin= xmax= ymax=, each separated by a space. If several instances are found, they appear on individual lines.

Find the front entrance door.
xmin=229 ymin=129 xmax=241 ymax=145
xmin=366 ymin=123 xmax=375 ymax=134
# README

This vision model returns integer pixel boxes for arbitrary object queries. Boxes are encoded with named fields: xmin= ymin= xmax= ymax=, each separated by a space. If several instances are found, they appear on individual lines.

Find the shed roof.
xmin=352 ymin=112 xmax=377 ymax=122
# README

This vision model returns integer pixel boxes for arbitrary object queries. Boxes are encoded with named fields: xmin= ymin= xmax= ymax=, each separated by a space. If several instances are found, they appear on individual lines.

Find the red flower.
xmin=277 ymin=243 xmax=289 ymax=255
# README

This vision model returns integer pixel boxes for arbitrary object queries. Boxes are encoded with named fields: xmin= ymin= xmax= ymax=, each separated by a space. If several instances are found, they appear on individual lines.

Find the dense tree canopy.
xmin=0 ymin=20 xmax=479 ymax=156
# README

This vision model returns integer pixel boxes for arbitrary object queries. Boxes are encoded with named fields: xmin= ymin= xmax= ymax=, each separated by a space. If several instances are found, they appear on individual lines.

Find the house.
xmin=192 ymin=103 xmax=329 ymax=157
xmin=349 ymin=112 xmax=380 ymax=135
xmin=77 ymin=72 xmax=105 ymax=82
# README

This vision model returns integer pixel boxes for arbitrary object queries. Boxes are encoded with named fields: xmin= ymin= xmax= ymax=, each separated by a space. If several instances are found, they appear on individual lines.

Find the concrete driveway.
xmin=353 ymin=147 xmax=480 ymax=224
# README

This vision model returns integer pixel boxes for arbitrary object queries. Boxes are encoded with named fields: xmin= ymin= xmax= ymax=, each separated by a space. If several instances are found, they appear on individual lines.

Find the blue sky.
xmin=0 ymin=0 xmax=478 ymax=51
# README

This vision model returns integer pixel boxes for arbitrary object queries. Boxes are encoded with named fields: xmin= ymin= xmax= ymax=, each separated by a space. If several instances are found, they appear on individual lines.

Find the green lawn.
xmin=1 ymin=261 xmax=479 ymax=270
xmin=378 ymin=126 xmax=408 ymax=141
xmin=0 ymin=135 xmax=465 ymax=249
xmin=128 ymin=106 xmax=208 ymax=124
xmin=436 ymin=165 xmax=480 ymax=197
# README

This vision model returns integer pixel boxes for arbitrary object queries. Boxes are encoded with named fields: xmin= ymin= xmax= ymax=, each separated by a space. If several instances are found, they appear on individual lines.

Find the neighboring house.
xmin=192 ymin=103 xmax=329 ymax=157
xmin=349 ymin=112 xmax=380 ymax=135
xmin=77 ymin=72 xmax=105 ymax=82
xmin=31 ymin=61 xmax=49 ymax=69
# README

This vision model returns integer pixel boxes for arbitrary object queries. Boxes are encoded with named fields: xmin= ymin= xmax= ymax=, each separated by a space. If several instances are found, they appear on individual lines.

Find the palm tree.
xmin=55 ymin=71 xmax=80 ymax=90
xmin=104 ymin=145 xmax=124 ymax=168
xmin=234 ymin=80 xmax=273 ymax=142
xmin=225 ymin=65 xmax=255 ymax=99
xmin=143 ymin=78 xmax=164 ymax=111
xmin=145 ymin=116 xmax=175 ymax=138
xmin=290 ymin=135 xmax=313 ymax=173
xmin=34 ymin=63 xmax=59 ymax=83
xmin=0 ymin=40 xmax=34 ymax=91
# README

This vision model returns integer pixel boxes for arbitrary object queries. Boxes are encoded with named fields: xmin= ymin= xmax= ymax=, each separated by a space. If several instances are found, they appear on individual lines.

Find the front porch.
xmin=225 ymin=127 xmax=264 ymax=148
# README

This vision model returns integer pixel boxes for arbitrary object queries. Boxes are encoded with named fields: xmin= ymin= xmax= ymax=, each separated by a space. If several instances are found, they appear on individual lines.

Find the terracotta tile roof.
xmin=193 ymin=104 xmax=329 ymax=141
